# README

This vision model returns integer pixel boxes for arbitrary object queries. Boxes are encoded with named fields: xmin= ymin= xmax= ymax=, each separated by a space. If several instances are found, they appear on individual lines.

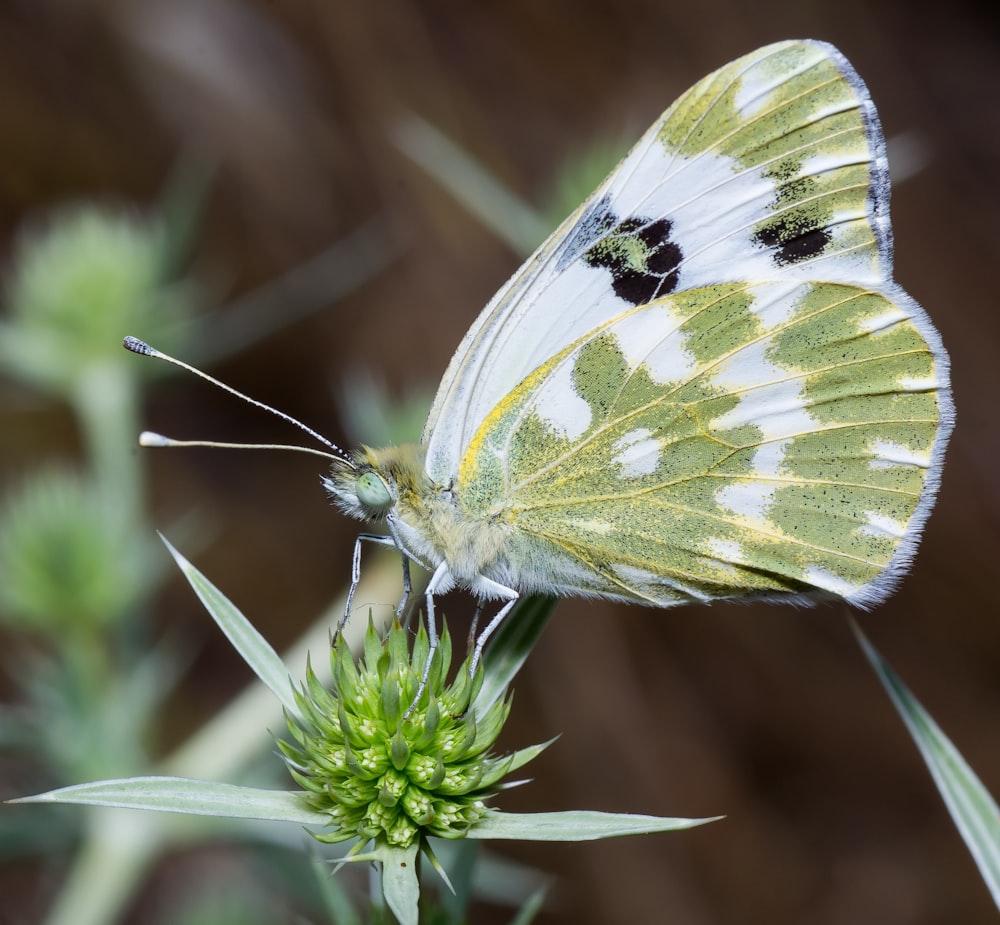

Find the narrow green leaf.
xmin=390 ymin=112 xmax=549 ymax=256
xmin=419 ymin=837 xmax=456 ymax=895
xmin=854 ymin=622 xmax=1000 ymax=909
xmin=11 ymin=776 xmax=327 ymax=825
xmin=507 ymin=884 xmax=549 ymax=925
xmin=161 ymin=535 xmax=297 ymax=712
xmin=474 ymin=595 xmax=557 ymax=715
xmin=505 ymin=738 xmax=558 ymax=775
xmin=467 ymin=809 xmax=721 ymax=841
xmin=310 ymin=850 xmax=363 ymax=925
xmin=376 ymin=840 xmax=420 ymax=925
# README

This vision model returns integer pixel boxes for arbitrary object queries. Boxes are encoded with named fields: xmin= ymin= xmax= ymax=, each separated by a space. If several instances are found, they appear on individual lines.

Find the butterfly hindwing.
xmin=457 ymin=280 xmax=945 ymax=606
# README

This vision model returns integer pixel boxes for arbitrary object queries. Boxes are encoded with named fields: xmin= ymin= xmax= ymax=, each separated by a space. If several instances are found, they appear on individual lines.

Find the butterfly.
xmin=128 ymin=39 xmax=952 ymax=697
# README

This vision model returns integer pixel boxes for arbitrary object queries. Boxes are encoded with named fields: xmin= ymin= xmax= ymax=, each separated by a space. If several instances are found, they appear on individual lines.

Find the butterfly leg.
xmin=469 ymin=579 xmax=519 ymax=674
xmin=338 ymin=533 xmax=399 ymax=643
xmin=468 ymin=598 xmax=486 ymax=650
xmin=397 ymin=555 xmax=411 ymax=620
xmin=404 ymin=561 xmax=454 ymax=719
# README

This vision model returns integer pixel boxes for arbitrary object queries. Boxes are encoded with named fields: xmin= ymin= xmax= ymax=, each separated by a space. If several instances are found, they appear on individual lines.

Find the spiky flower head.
xmin=280 ymin=619 xmax=517 ymax=849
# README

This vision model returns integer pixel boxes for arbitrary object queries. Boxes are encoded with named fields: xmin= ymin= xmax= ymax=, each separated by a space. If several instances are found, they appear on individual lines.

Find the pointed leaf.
xmin=854 ymin=622 xmax=1000 ymax=909
xmin=376 ymin=840 xmax=420 ymax=925
xmin=12 ymin=776 xmax=327 ymax=825
xmin=467 ymin=809 xmax=721 ymax=841
xmin=310 ymin=850 xmax=363 ymax=925
xmin=507 ymin=884 xmax=549 ymax=925
xmin=161 ymin=535 xmax=297 ymax=712
xmin=363 ymin=617 xmax=383 ymax=672
xmin=390 ymin=112 xmax=549 ymax=255
xmin=477 ymin=738 xmax=555 ymax=791
xmin=506 ymin=738 xmax=557 ymax=775
xmin=419 ymin=837 xmax=456 ymax=895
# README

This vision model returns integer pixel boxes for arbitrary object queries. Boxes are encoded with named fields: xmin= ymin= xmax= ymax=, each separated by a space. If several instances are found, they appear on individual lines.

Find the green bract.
xmin=281 ymin=620 xmax=517 ymax=847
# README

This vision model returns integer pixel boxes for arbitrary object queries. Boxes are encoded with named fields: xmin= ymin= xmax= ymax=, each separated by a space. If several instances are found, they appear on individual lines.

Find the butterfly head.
xmin=322 ymin=444 xmax=429 ymax=525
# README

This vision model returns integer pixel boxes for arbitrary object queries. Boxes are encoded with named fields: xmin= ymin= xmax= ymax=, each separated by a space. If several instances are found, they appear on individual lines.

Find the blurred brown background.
xmin=2 ymin=1 xmax=999 ymax=922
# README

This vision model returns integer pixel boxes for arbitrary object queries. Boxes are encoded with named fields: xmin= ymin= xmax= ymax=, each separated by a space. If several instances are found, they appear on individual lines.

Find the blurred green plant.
xmin=1 ymin=206 xmax=189 ymax=396
xmin=0 ymin=191 xmax=421 ymax=924
xmin=0 ymin=468 xmax=154 ymax=634
xmin=0 ymin=204 xmax=194 ymax=521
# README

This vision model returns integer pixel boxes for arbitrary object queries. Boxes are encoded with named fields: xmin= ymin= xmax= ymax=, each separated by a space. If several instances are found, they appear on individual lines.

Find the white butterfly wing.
xmin=423 ymin=40 xmax=897 ymax=485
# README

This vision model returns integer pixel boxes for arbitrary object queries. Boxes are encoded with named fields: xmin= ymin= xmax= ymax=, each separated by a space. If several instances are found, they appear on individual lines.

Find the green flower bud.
xmin=280 ymin=619 xmax=518 ymax=849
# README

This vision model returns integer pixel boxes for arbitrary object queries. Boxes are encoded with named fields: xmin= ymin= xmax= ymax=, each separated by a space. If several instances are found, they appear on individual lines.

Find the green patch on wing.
xmin=655 ymin=40 xmax=881 ymax=274
xmin=457 ymin=282 xmax=943 ymax=605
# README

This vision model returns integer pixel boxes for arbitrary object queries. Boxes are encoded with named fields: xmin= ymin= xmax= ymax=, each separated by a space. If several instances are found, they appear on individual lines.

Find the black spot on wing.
xmin=641 ymin=220 xmax=683 ymax=277
xmin=753 ymin=215 xmax=832 ymax=266
xmin=581 ymin=214 xmax=683 ymax=306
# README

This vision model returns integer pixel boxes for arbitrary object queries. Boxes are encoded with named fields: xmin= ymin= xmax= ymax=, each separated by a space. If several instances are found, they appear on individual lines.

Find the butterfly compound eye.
xmin=356 ymin=471 xmax=393 ymax=513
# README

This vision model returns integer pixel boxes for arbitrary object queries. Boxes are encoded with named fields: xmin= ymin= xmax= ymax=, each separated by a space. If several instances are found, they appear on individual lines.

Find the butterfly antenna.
xmin=123 ymin=336 xmax=355 ymax=465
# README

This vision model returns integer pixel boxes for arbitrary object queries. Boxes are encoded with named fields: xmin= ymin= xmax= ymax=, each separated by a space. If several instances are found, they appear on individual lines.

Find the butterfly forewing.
xmin=424 ymin=40 xmax=897 ymax=485
xmin=620 ymin=41 xmax=888 ymax=284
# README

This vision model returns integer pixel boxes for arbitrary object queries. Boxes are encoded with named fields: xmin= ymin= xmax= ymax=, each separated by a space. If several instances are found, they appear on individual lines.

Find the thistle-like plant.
xmin=13 ymin=538 xmax=717 ymax=925
xmin=282 ymin=618 xmax=534 ymax=849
